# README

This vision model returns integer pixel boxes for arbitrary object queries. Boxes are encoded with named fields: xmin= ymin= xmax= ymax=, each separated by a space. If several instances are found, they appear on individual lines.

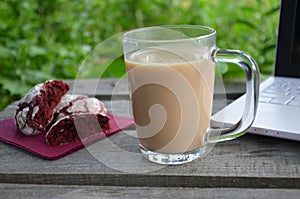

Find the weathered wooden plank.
xmin=64 ymin=78 xmax=245 ymax=100
xmin=0 ymin=128 xmax=299 ymax=188
xmin=1 ymin=184 xmax=300 ymax=199
xmin=64 ymin=78 xmax=130 ymax=100
xmin=0 ymin=102 xmax=17 ymax=121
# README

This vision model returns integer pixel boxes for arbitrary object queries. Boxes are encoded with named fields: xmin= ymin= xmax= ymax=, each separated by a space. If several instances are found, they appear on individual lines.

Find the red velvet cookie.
xmin=46 ymin=95 xmax=110 ymax=146
xmin=14 ymin=80 xmax=70 ymax=136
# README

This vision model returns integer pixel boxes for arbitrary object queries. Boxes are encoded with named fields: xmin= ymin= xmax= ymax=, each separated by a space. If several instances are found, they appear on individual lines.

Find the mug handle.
xmin=205 ymin=48 xmax=260 ymax=143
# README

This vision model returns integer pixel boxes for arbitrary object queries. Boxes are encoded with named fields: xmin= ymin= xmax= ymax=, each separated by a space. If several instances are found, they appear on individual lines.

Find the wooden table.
xmin=0 ymin=78 xmax=300 ymax=199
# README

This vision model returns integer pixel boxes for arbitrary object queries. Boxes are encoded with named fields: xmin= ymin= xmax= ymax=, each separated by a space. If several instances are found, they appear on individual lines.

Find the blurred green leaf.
xmin=0 ymin=46 xmax=16 ymax=58
xmin=261 ymin=44 xmax=276 ymax=54
xmin=0 ymin=77 xmax=30 ymax=95
xmin=265 ymin=5 xmax=280 ymax=16
xmin=236 ymin=19 xmax=261 ymax=31
xmin=28 ymin=46 xmax=47 ymax=57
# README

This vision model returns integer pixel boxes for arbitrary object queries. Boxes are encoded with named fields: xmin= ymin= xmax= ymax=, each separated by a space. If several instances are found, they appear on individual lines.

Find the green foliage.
xmin=205 ymin=0 xmax=280 ymax=77
xmin=0 ymin=0 xmax=280 ymax=110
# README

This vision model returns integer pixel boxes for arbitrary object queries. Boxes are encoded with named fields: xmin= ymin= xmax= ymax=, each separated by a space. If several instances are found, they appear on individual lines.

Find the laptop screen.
xmin=292 ymin=1 xmax=300 ymax=64
xmin=275 ymin=0 xmax=300 ymax=77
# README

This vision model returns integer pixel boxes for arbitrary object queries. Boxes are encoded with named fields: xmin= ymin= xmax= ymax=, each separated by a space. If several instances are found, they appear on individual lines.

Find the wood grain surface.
xmin=0 ymin=79 xmax=299 ymax=198
xmin=1 ymin=184 xmax=300 ymax=199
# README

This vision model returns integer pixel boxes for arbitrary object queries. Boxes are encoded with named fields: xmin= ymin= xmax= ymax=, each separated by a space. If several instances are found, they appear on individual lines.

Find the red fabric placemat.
xmin=0 ymin=114 xmax=134 ymax=160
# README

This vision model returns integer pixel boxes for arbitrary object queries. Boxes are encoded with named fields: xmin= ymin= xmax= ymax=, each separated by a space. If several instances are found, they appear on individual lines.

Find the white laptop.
xmin=212 ymin=0 xmax=300 ymax=141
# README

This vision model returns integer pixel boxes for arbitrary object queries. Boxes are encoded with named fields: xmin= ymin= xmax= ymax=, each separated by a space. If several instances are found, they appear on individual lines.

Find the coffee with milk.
xmin=125 ymin=46 xmax=215 ymax=154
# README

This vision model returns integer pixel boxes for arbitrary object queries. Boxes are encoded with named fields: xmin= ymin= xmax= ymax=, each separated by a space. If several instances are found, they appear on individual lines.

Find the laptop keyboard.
xmin=259 ymin=80 xmax=300 ymax=107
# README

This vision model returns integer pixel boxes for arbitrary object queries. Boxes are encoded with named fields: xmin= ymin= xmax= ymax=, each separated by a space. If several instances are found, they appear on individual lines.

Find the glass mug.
xmin=122 ymin=25 xmax=259 ymax=165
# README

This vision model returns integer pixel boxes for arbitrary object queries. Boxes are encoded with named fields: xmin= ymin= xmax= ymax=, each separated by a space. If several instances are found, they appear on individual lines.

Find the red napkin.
xmin=0 ymin=114 xmax=134 ymax=160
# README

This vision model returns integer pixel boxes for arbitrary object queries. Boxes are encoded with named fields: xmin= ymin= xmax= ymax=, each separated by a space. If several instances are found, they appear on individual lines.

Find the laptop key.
xmin=259 ymin=96 xmax=272 ymax=103
xmin=288 ymin=100 xmax=300 ymax=107
xmin=260 ymin=92 xmax=289 ymax=98
xmin=269 ymin=96 xmax=294 ymax=105
xmin=263 ymin=88 xmax=280 ymax=93
xmin=287 ymin=96 xmax=300 ymax=107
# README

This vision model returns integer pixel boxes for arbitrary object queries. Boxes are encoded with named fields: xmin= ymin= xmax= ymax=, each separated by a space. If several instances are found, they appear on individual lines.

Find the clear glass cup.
xmin=122 ymin=25 xmax=259 ymax=165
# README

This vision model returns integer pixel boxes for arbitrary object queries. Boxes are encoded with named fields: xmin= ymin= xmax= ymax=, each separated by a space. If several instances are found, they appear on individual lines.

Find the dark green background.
xmin=0 ymin=0 xmax=280 ymax=110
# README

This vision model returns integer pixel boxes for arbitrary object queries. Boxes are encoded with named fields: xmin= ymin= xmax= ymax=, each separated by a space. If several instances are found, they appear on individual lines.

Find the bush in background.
xmin=0 ymin=0 xmax=279 ymax=110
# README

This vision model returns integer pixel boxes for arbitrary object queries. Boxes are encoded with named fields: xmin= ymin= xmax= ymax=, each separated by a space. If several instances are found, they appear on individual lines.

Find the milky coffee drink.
xmin=125 ymin=47 xmax=215 ymax=154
